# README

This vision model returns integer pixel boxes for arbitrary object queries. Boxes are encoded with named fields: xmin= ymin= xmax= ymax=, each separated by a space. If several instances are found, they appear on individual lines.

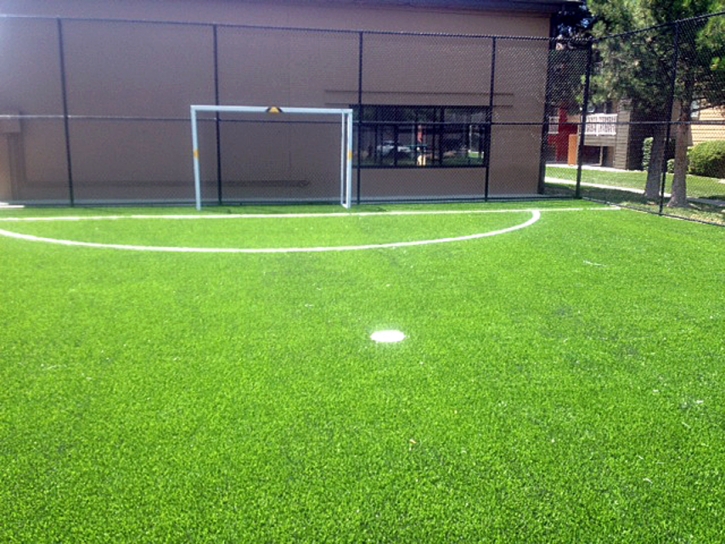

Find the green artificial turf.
xmin=1 ymin=203 xmax=723 ymax=542
xmin=0 ymin=209 xmax=534 ymax=249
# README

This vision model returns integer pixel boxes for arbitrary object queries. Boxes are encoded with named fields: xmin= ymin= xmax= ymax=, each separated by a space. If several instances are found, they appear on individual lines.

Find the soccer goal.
xmin=190 ymin=105 xmax=354 ymax=210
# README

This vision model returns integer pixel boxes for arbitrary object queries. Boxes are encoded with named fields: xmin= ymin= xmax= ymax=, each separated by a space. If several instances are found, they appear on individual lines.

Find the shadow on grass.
xmin=544 ymin=183 xmax=725 ymax=226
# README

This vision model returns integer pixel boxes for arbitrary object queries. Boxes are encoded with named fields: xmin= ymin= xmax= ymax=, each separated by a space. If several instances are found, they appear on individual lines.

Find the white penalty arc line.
xmin=0 ymin=206 xmax=618 ymax=223
xmin=0 ymin=210 xmax=542 ymax=253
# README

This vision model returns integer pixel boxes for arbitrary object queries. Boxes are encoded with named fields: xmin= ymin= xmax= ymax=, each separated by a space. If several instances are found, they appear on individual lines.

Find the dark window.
xmin=355 ymin=105 xmax=490 ymax=168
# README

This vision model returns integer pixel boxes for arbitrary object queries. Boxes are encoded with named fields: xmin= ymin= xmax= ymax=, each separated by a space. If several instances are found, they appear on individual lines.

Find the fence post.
xmin=484 ymin=36 xmax=497 ymax=201
xmin=213 ymin=24 xmax=223 ymax=206
xmin=356 ymin=31 xmax=364 ymax=205
xmin=575 ymin=39 xmax=594 ymax=199
xmin=659 ymin=21 xmax=680 ymax=215
xmin=57 ymin=18 xmax=75 ymax=207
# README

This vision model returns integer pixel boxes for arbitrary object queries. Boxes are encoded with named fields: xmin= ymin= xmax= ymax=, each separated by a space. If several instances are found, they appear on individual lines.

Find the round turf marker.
xmin=371 ymin=330 xmax=406 ymax=343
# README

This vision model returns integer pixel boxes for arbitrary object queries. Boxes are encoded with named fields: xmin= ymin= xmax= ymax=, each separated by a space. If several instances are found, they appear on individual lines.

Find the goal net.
xmin=190 ymin=105 xmax=354 ymax=210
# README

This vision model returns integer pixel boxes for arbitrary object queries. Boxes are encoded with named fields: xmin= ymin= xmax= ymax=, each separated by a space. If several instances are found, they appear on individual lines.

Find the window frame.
xmin=355 ymin=105 xmax=491 ymax=169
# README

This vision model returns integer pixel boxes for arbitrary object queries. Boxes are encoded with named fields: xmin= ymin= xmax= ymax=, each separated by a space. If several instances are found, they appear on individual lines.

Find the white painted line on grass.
xmin=0 ymin=210 xmax=542 ymax=253
xmin=0 ymin=205 xmax=619 ymax=223
xmin=371 ymin=330 xmax=406 ymax=343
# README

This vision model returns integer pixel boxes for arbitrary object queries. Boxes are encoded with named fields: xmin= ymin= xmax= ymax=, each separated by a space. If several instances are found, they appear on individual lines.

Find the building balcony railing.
xmin=585 ymin=113 xmax=617 ymax=136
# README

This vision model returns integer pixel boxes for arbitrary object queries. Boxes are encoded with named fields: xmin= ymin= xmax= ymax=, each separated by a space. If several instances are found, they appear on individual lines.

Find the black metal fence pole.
xmin=659 ymin=21 xmax=680 ymax=215
xmin=57 ymin=18 xmax=75 ymax=206
xmin=213 ymin=24 xmax=223 ymax=206
xmin=484 ymin=36 xmax=496 ymax=202
xmin=356 ymin=31 xmax=364 ymax=205
xmin=575 ymin=39 xmax=594 ymax=199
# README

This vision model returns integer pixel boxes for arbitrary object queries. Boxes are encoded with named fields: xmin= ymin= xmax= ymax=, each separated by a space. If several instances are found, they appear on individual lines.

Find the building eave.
xmin=234 ymin=0 xmax=576 ymax=15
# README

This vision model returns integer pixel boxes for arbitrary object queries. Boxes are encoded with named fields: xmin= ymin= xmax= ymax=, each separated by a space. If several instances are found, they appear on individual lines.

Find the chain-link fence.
xmin=543 ymin=12 xmax=725 ymax=225
xmin=1 ymin=12 xmax=724 ymax=223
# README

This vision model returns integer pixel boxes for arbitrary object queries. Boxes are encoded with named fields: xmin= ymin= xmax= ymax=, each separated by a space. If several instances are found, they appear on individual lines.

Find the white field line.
xmin=545 ymin=177 xmax=672 ymax=197
xmin=0 ymin=205 xmax=619 ymax=223
xmin=0 ymin=206 xmax=622 ymax=254
xmin=0 ymin=211 xmax=546 ymax=253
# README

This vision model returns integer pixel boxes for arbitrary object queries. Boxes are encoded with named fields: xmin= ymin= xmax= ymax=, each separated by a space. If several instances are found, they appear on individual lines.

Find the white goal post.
xmin=190 ymin=105 xmax=354 ymax=210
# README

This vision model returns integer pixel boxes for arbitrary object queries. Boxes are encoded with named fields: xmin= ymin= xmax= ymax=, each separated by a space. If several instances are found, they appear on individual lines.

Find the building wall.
xmin=692 ymin=107 xmax=725 ymax=147
xmin=0 ymin=0 xmax=552 ymax=204
xmin=0 ymin=0 xmax=552 ymax=35
xmin=612 ymin=104 xmax=632 ymax=170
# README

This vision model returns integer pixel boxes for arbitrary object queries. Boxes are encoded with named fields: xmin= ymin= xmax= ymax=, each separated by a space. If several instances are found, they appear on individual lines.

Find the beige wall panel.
xmin=0 ymin=18 xmax=63 ymax=114
xmin=488 ymin=125 xmax=541 ymax=195
xmin=62 ymin=21 xmax=215 ymax=117
xmin=219 ymin=119 xmax=341 ymax=201
xmin=362 ymin=34 xmax=492 ymax=105
xmin=10 ymin=121 xmax=70 ymax=202
xmin=68 ymin=121 xmax=204 ymax=201
xmin=0 ymin=1 xmax=551 ymax=37
xmin=0 ymin=19 xmax=67 ymax=201
xmin=218 ymin=27 xmax=359 ymax=107
xmin=691 ymin=108 xmax=725 ymax=146
xmin=360 ymin=169 xmax=485 ymax=200
xmin=493 ymin=39 xmax=548 ymax=123
xmin=21 ymin=121 xmax=68 ymax=182
xmin=0 ymin=137 xmax=11 ymax=200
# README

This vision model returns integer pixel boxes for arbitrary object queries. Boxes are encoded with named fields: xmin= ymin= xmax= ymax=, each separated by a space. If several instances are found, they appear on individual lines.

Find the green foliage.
xmin=688 ymin=140 xmax=725 ymax=178
xmin=641 ymin=137 xmax=676 ymax=170
xmin=588 ymin=0 xmax=672 ymax=117
xmin=642 ymin=137 xmax=651 ymax=169
xmin=548 ymin=48 xmax=590 ymax=111
xmin=588 ymin=2 xmax=725 ymax=203
xmin=1 ymin=205 xmax=724 ymax=542
xmin=642 ymin=0 xmax=725 ymax=108
xmin=589 ymin=0 xmax=640 ymax=34
xmin=643 ymin=0 xmax=725 ymax=28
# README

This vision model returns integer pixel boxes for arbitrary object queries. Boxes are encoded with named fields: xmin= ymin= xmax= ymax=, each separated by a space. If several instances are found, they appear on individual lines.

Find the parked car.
xmin=377 ymin=141 xmax=412 ymax=157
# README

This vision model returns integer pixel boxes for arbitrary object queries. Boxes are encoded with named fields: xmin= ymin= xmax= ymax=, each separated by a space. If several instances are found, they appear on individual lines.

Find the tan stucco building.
xmin=0 ymin=0 xmax=563 ymax=205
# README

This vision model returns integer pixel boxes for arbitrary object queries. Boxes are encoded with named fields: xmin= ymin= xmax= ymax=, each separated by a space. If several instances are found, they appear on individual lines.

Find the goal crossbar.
xmin=190 ymin=105 xmax=354 ymax=210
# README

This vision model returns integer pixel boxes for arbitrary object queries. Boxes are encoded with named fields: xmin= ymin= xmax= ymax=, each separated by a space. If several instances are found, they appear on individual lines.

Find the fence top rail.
xmin=0 ymin=12 xmax=552 ymax=41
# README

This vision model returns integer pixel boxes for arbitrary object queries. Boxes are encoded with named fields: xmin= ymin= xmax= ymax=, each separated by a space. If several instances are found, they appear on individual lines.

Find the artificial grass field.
xmin=1 ymin=201 xmax=723 ymax=542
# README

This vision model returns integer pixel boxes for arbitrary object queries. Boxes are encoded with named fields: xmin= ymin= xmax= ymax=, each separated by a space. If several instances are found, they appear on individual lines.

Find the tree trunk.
xmin=667 ymin=101 xmax=692 ymax=208
xmin=645 ymin=123 xmax=667 ymax=200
